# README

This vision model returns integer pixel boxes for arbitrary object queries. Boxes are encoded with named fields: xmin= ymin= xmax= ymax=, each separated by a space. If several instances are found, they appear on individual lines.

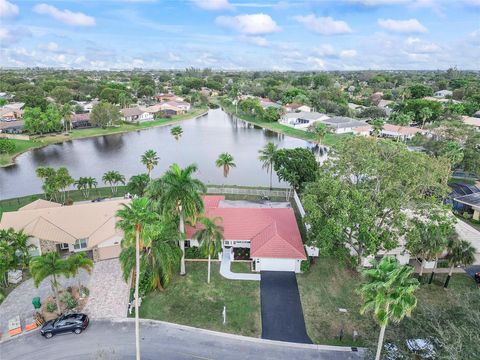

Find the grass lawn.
xmin=0 ymin=107 xmax=208 ymax=167
xmin=139 ymin=262 xmax=261 ymax=337
xmin=298 ymin=257 xmax=480 ymax=357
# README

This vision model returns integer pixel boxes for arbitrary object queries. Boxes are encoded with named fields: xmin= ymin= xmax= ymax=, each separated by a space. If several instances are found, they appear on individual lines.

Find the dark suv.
xmin=40 ymin=313 xmax=89 ymax=338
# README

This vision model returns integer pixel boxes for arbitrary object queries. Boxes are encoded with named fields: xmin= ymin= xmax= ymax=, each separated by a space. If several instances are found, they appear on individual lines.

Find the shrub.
xmin=185 ymin=247 xmax=207 ymax=259
xmin=301 ymin=258 xmax=312 ymax=273
xmin=46 ymin=301 xmax=57 ymax=313
xmin=80 ymin=286 xmax=89 ymax=297
xmin=0 ymin=138 xmax=15 ymax=154
xmin=61 ymin=292 xmax=77 ymax=309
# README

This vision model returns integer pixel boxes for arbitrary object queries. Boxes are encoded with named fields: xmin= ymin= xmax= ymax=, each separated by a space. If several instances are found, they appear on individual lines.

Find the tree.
xmin=309 ymin=122 xmax=330 ymax=146
xmin=193 ymin=217 xmax=224 ymax=284
xmin=0 ymin=229 xmax=33 ymax=286
xmin=61 ymin=103 xmax=73 ymax=132
xmin=419 ymin=107 xmax=434 ymax=129
xmin=273 ymin=148 xmax=318 ymax=192
xmin=406 ymin=206 xmax=455 ymax=283
xmin=74 ymin=177 xmax=98 ymax=199
xmin=30 ymin=252 xmax=71 ymax=314
xmin=258 ymin=142 xmax=278 ymax=190
xmin=51 ymin=86 xmax=73 ymax=104
xmin=66 ymin=253 xmax=93 ymax=290
xmin=116 ymin=198 xmax=158 ymax=360
xmin=444 ymin=239 xmax=475 ymax=288
xmin=127 ymin=174 xmax=150 ymax=197
xmin=359 ymin=256 xmax=419 ymax=360
xmin=102 ymin=170 xmax=126 ymax=195
xmin=56 ymin=167 xmax=75 ymax=204
xmin=90 ymin=102 xmax=121 ymax=128
xmin=302 ymin=137 xmax=451 ymax=268
xmin=262 ymin=107 xmax=281 ymax=122
xmin=408 ymin=84 xmax=433 ymax=98
xmin=215 ymin=152 xmax=236 ymax=179
xmin=159 ymin=164 xmax=207 ymax=275
xmin=23 ymin=105 xmax=62 ymax=135
xmin=0 ymin=138 xmax=15 ymax=154
xmin=371 ymin=118 xmax=384 ymax=138
xmin=36 ymin=166 xmax=74 ymax=203
xmin=170 ymin=126 xmax=183 ymax=141
xmin=141 ymin=149 xmax=159 ymax=177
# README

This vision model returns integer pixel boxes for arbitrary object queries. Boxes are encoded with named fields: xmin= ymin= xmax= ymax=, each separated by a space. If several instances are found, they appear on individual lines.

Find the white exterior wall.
xmin=27 ymin=237 xmax=41 ymax=256
xmin=253 ymin=257 xmax=302 ymax=273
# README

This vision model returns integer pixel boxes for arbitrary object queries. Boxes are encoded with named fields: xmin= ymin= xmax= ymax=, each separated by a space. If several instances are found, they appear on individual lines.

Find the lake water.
xmin=0 ymin=109 xmax=326 ymax=200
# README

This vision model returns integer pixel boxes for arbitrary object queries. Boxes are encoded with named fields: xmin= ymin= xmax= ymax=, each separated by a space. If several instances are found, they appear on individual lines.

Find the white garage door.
xmin=259 ymin=258 xmax=296 ymax=272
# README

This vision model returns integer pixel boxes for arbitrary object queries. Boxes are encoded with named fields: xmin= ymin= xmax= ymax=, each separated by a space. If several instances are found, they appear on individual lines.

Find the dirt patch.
xmin=40 ymin=286 xmax=89 ymax=321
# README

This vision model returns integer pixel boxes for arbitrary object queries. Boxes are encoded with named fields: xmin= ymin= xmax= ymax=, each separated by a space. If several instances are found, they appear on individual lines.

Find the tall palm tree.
xmin=9 ymin=229 xmax=33 ymax=270
xmin=126 ymin=174 xmax=150 ymax=197
xmin=159 ymin=164 xmax=207 ymax=275
xmin=116 ymin=198 xmax=158 ymax=360
xmin=170 ymin=126 xmax=183 ymax=141
xmin=419 ymin=107 xmax=433 ymax=129
xmin=75 ymin=177 xmax=98 ymax=199
xmin=102 ymin=170 xmax=126 ymax=195
xmin=359 ymin=256 xmax=419 ymax=360
xmin=444 ymin=239 xmax=475 ymax=288
xmin=141 ymin=149 xmax=160 ymax=177
xmin=30 ymin=252 xmax=71 ymax=314
xmin=193 ymin=217 xmax=224 ymax=284
xmin=216 ymin=152 xmax=236 ymax=179
xmin=61 ymin=103 xmax=73 ymax=132
xmin=309 ymin=122 xmax=330 ymax=146
xmin=67 ymin=253 xmax=93 ymax=290
xmin=258 ymin=142 xmax=278 ymax=190
xmin=371 ymin=118 xmax=385 ymax=139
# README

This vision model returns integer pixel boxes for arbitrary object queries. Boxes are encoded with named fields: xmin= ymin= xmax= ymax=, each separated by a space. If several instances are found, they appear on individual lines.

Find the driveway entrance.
xmin=260 ymin=271 xmax=312 ymax=344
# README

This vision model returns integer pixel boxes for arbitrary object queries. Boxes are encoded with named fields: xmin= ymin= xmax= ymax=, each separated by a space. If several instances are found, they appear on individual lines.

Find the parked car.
xmin=475 ymin=272 xmax=480 ymax=284
xmin=40 ymin=313 xmax=89 ymax=338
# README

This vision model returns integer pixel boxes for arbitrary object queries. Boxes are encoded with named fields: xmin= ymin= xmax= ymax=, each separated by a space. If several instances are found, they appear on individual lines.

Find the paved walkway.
xmin=219 ymin=248 xmax=260 ymax=281
xmin=0 ymin=269 xmax=90 ymax=337
xmin=260 ymin=271 xmax=312 ymax=344
xmin=83 ymin=258 xmax=130 ymax=319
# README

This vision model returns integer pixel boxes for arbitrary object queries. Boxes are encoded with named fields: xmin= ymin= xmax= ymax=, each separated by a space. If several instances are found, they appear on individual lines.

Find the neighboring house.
xmin=0 ymin=102 xmax=25 ymax=121
xmin=165 ymin=100 xmax=191 ymax=112
xmin=155 ymin=94 xmax=184 ymax=102
xmin=284 ymin=103 xmax=311 ymax=113
xmin=0 ymin=120 xmax=24 ymax=134
xmin=281 ymin=112 xmax=329 ymax=130
xmin=320 ymin=117 xmax=368 ymax=134
xmin=453 ymin=190 xmax=480 ymax=221
xmin=186 ymin=196 xmax=306 ymax=273
xmin=259 ymin=98 xmax=281 ymax=110
xmin=462 ymin=116 xmax=480 ymax=130
xmin=71 ymin=113 xmax=91 ymax=129
xmin=449 ymin=183 xmax=480 ymax=214
xmin=0 ymin=199 xmax=129 ymax=261
xmin=377 ymin=99 xmax=394 ymax=116
xmin=121 ymin=107 xmax=154 ymax=122
xmin=380 ymin=124 xmax=425 ymax=141
xmin=352 ymin=125 xmax=372 ymax=137
xmin=434 ymin=90 xmax=453 ymax=98
xmin=158 ymin=102 xmax=184 ymax=116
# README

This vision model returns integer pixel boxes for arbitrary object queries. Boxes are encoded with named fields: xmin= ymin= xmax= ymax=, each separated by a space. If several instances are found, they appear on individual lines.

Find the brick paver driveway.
xmin=0 ymin=269 xmax=89 ymax=337
xmin=83 ymin=258 xmax=130 ymax=319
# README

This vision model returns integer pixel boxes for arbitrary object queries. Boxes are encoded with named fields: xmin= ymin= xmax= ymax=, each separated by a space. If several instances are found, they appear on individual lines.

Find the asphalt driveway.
xmin=260 ymin=271 xmax=312 ymax=344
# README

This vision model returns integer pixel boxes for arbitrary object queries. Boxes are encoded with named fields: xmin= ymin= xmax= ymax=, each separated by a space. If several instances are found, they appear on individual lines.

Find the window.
xmin=74 ymin=238 xmax=88 ymax=250
xmin=60 ymin=243 xmax=69 ymax=250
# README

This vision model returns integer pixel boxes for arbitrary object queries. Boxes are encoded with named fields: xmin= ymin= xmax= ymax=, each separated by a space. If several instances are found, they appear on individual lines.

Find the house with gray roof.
xmin=320 ymin=117 xmax=368 ymax=134
xmin=280 ymin=112 xmax=330 ymax=130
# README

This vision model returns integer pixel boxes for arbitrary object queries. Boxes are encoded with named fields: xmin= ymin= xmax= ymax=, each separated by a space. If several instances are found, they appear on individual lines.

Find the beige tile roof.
xmin=19 ymin=199 xmax=62 ymax=211
xmin=0 ymin=199 xmax=129 ymax=247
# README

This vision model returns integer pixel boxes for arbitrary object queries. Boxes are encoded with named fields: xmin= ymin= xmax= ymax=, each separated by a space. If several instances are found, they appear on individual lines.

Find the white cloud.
xmin=239 ymin=35 xmax=268 ymax=46
xmin=216 ymin=13 xmax=280 ymax=34
xmin=340 ymin=49 xmax=358 ymax=58
xmin=312 ymin=44 xmax=336 ymax=56
xmin=0 ymin=26 xmax=30 ymax=44
xmin=192 ymin=0 xmax=235 ymax=11
xmin=168 ymin=52 xmax=182 ymax=62
xmin=294 ymin=15 xmax=352 ymax=35
xmin=38 ymin=42 xmax=59 ymax=51
xmin=33 ymin=4 xmax=96 ymax=26
xmin=0 ymin=0 xmax=18 ymax=18
xmin=405 ymin=37 xmax=440 ymax=53
xmin=378 ymin=18 xmax=427 ymax=33
xmin=349 ymin=0 xmax=408 ymax=5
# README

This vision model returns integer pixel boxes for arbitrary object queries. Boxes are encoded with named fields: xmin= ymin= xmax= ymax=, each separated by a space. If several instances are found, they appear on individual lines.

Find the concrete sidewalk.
xmin=220 ymin=248 xmax=260 ymax=281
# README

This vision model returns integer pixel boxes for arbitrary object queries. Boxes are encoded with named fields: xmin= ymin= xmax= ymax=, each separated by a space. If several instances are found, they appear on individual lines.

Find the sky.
xmin=0 ymin=0 xmax=479 ymax=71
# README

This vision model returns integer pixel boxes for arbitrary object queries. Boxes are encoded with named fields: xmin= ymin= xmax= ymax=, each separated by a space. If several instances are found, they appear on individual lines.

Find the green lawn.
xmin=139 ymin=262 xmax=261 ymax=337
xmin=298 ymin=257 xmax=480 ymax=357
xmin=0 ymin=107 xmax=208 ymax=167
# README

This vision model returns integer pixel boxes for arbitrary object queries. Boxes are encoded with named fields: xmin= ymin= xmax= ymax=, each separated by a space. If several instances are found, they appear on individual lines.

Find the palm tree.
xmin=258 ymin=142 xmax=278 ymax=190
xmin=116 ymin=198 xmax=159 ymax=360
xmin=141 ymin=149 xmax=160 ymax=177
xmin=359 ymin=257 xmax=419 ymax=360
xmin=193 ymin=217 xmax=224 ymax=284
xmin=75 ymin=177 xmax=98 ymax=199
xmin=119 ymin=220 xmax=181 ymax=292
xmin=216 ymin=152 xmax=236 ymax=179
xmin=444 ymin=239 xmax=475 ymax=288
xmin=10 ymin=229 xmax=33 ymax=270
xmin=170 ymin=126 xmax=183 ymax=141
xmin=102 ymin=170 xmax=126 ymax=195
xmin=30 ymin=252 xmax=71 ymax=314
xmin=419 ymin=107 xmax=433 ymax=129
xmin=126 ymin=174 xmax=150 ymax=197
xmin=66 ymin=253 xmax=93 ymax=291
xmin=371 ymin=118 xmax=384 ymax=139
xmin=61 ymin=103 xmax=73 ymax=132
xmin=309 ymin=122 xmax=330 ymax=146
xmin=159 ymin=164 xmax=207 ymax=275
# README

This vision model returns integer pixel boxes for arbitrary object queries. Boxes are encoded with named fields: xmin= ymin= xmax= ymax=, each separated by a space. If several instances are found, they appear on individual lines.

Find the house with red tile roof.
xmin=186 ymin=196 xmax=306 ymax=273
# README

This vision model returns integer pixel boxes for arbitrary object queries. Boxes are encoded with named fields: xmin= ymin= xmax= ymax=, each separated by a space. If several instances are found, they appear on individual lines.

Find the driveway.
xmin=1 ymin=319 xmax=364 ymax=360
xmin=0 ymin=269 xmax=90 ymax=337
xmin=83 ymin=258 xmax=130 ymax=319
xmin=260 ymin=271 xmax=312 ymax=344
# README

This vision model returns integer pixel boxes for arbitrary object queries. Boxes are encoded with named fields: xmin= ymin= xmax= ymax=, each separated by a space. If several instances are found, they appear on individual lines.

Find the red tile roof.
xmin=187 ymin=196 xmax=306 ymax=260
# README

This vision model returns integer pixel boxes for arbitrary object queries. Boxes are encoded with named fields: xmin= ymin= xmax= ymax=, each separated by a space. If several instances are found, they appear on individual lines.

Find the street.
xmin=0 ymin=319 xmax=364 ymax=360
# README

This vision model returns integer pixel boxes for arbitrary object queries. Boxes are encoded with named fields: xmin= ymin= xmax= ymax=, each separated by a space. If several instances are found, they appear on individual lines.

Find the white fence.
xmin=207 ymin=186 xmax=289 ymax=198
xmin=293 ymin=190 xmax=306 ymax=218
